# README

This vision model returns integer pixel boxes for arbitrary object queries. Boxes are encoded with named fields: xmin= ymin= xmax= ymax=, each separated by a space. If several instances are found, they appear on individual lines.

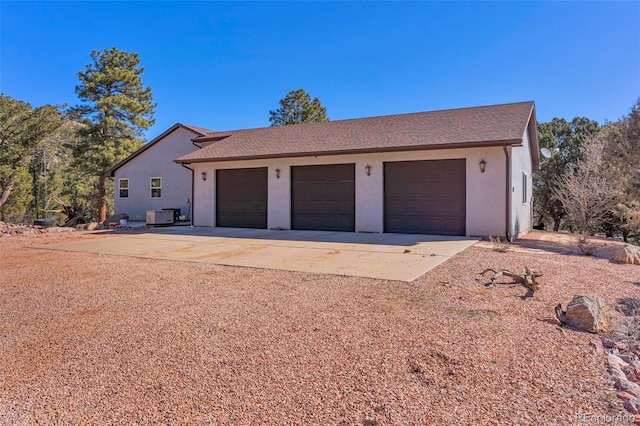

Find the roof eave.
xmin=174 ymin=139 xmax=523 ymax=164
xmin=526 ymin=104 xmax=541 ymax=171
xmin=104 ymin=123 xmax=209 ymax=177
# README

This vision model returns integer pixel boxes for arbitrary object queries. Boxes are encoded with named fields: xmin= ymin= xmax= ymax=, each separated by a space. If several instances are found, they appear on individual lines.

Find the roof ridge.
xmin=197 ymin=101 xmax=535 ymax=136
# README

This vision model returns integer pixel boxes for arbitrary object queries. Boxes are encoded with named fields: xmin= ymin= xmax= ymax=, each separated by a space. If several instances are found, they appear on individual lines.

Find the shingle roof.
xmin=175 ymin=101 xmax=537 ymax=164
xmin=105 ymin=123 xmax=214 ymax=177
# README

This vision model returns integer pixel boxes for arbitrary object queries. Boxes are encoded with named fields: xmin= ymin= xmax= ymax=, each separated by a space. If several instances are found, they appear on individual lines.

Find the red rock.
xmin=616 ymin=378 xmax=640 ymax=398
xmin=618 ymin=391 xmax=636 ymax=401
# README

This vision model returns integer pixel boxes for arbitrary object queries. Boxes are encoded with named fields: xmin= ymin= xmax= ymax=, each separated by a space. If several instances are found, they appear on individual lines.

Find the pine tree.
xmin=269 ymin=89 xmax=329 ymax=126
xmin=71 ymin=47 xmax=156 ymax=221
xmin=0 ymin=95 xmax=62 ymax=218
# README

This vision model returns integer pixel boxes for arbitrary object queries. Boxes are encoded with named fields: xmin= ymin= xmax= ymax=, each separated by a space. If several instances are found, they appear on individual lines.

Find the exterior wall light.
xmin=275 ymin=168 xmax=281 ymax=179
xmin=365 ymin=164 xmax=371 ymax=176
xmin=479 ymin=159 xmax=486 ymax=173
xmin=201 ymin=171 xmax=207 ymax=181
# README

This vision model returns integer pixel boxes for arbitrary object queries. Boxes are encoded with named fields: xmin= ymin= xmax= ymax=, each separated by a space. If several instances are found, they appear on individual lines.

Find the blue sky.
xmin=1 ymin=1 xmax=639 ymax=140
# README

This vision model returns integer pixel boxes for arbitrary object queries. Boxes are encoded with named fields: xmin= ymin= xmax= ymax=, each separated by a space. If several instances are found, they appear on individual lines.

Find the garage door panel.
xmin=292 ymin=164 xmax=355 ymax=232
xmin=293 ymin=181 xmax=353 ymax=195
xmin=216 ymin=168 xmax=267 ymax=229
xmin=384 ymin=159 xmax=466 ymax=236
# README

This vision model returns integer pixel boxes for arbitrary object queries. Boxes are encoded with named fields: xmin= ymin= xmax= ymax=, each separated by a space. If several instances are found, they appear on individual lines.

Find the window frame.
xmin=150 ymin=177 xmax=162 ymax=199
xmin=118 ymin=178 xmax=129 ymax=199
xmin=522 ymin=171 xmax=528 ymax=204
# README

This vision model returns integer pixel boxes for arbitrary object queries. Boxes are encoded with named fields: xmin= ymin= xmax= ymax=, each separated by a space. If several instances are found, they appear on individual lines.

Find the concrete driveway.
xmin=34 ymin=227 xmax=478 ymax=281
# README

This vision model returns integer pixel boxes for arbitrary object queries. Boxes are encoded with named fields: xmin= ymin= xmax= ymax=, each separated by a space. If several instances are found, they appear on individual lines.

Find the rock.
xmin=589 ymin=339 xmax=605 ymax=355
xmin=624 ymin=365 xmax=640 ymax=382
xmin=46 ymin=227 xmax=75 ymax=233
xmin=602 ymin=337 xmax=617 ymax=349
xmin=616 ymin=378 xmax=640 ymax=398
xmin=87 ymin=222 xmax=100 ymax=231
xmin=0 ymin=222 xmax=44 ymax=237
xmin=618 ymin=391 xmax=637 ymax=401
xmin=609 ymin=353 xmax=630 ymax=369
xmin=620 ymin=354 xmax=639 ymax=364
xmin=613 ymin=244 xmax=640 ymax=265
xmin=610 ymin=365 xmax=628 ymax=382
xmin=565 ymin=295 xmax=608 ymax=333
xmin=625 ymin=398 xmax=640 ymax=414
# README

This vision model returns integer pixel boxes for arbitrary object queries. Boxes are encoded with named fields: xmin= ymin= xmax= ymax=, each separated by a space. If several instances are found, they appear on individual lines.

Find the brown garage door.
xmin=216 ymin=167 xmax=267 ymax=228
xmin=291 ymin=164 xmax=355 ymax=232
xmin=384 ymin=159 xmax=466 ymax=235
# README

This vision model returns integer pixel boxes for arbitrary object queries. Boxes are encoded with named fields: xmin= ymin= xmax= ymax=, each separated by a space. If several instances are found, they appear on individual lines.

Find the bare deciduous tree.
xmin=552 ymin=135 xmax=622 ymax=241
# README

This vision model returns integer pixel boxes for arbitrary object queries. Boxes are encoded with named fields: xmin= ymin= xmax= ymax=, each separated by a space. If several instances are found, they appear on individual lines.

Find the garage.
xmin=384 ymin=159 xmax=466 ymax=236
xmin=291 ymin=164 xmax=355 ymax=232
xmin=216 ymin=167 xmax=268 ymax=228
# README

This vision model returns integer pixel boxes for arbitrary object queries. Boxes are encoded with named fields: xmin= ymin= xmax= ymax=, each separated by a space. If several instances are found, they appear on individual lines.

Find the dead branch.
xmin=480 ymin=267 xmax=543 ymax=293
xmin=45 ymin=195 xmax=88 ymax=226
xmin=554 ymin=304 xmax=566 ymax=325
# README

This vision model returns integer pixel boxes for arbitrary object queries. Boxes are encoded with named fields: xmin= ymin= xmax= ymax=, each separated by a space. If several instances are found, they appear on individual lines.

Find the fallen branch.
xmin=554 ymin=304 xmax=566 ymax=324
xmin=480 ymin=267 xmax=542 ymax=293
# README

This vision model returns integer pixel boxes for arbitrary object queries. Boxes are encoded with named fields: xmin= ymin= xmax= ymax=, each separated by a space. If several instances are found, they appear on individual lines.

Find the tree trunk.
xmin=0 ymin=180 xmax=16 ymax=209
xmin=98 ymin=176 xmax=107 ymax=222
xmin=553 ymin=218 xmax=561 ymax=231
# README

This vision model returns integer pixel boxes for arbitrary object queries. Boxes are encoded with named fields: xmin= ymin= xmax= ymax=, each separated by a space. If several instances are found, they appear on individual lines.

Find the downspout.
xmin=181 ymin=136 xmax=209 ymax=225
xmin=503 ymin=144 xmax=511 ymax=241
xmin=180 ymin=163 xmax=194 ymax=224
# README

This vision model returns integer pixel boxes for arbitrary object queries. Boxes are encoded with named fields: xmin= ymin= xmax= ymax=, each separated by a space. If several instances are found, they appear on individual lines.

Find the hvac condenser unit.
xmin=146 ymin=210 xmax=174 ymax=225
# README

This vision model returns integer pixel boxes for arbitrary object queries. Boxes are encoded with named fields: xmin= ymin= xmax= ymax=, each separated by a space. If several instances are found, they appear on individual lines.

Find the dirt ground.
xmin=0 ymin=230 xmax=638 ymax=425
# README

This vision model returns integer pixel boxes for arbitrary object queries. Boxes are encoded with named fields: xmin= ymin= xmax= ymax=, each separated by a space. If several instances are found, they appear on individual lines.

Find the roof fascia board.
xmin=175 ymin=139 xmax=523 ymax=164
xmin=526 ymin=105 xmax=541 ymax=171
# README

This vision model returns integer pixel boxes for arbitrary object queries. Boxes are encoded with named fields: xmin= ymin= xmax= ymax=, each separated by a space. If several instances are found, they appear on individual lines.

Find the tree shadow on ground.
xmin=516 ymin=230 xmax=628 ymax=262
xmin=512 ymin=238 xmax=576 ymax=256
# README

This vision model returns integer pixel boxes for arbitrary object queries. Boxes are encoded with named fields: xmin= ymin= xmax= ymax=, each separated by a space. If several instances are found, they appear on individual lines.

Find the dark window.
xmin=118 ymin=178 xmax=129 ymax=198
xmin=151 ymin=177 xmax=162 ymax=199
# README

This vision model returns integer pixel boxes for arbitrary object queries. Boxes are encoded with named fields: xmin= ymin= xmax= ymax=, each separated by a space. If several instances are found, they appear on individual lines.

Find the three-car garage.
xmin=176 ymin=101 xmax=537 ymax=239
xmin=214 ymin=159 xmax=466 ymax=236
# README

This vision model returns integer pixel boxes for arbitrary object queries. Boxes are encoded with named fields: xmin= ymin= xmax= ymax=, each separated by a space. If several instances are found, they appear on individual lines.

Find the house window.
xmin=522 ymin=172 xmax=528 ymax=204
xmin=151 ymin=177 xmax=162 ymax=199
xmin=118 ymin=178 xmax=129 ymax=199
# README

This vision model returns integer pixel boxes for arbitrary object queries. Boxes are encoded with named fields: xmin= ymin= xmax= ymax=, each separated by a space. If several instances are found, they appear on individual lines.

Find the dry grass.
xmin=0 ymin=229 xmax=637 ymax=424
xmin=488 ymin=235 xmax=510 ymax=252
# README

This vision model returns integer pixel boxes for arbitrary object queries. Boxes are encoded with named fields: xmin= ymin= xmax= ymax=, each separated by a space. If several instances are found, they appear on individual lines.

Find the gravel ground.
xmin=0 ymin=230 xmax=638 ymax=425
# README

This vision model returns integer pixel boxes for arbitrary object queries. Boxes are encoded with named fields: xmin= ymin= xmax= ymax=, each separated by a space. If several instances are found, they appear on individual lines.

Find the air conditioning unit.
xmin=146 ymin=210 xmax=174 ymax=225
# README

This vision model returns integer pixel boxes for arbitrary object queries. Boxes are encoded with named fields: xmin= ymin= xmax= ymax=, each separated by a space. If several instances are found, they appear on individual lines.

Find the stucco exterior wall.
xmin=113 ymin=127 xmax=198 ymax=221
xmin=510 ymin=124 xmax=534 ymax=238
xmin=191 ymin=146 xmax=508 ymax=237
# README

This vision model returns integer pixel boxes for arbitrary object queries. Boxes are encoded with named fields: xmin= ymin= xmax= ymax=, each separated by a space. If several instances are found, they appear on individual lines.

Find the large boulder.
xmin=613 ymin=244 xmax=640 ymax=265
xmin=565 ymin=295 xmax=608 ymax=333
